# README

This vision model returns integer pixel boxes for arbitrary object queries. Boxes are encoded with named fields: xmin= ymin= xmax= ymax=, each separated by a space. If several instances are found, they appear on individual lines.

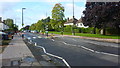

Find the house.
xmin=64 ymin=17 xmax=78 ymax=26
xmin=64 ymin=17 xmax=88 ymax=28
xmin=76 ymin=18 xmax=88 ymax=28
xmin=0 ymin=17 xmax=9 ymax=31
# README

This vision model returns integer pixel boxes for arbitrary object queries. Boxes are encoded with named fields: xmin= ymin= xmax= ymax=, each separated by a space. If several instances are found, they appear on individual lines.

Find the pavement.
xmin=0 ymin=34 xmax=41 ymax=67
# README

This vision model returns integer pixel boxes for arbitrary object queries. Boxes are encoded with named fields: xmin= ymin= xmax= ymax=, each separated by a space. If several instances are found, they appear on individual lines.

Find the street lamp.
xmin=45 ymin=12 xmax=49 ymax=37
xmin=72 ymin=0 xmax=75 ymax=35
xmin=22 ymin=8 xmax=26 ymax=27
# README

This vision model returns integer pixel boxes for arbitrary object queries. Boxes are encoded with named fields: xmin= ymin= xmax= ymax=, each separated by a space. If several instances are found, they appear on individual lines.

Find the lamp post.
xmin=72 ymin=0 xmax=75 ymax=35
xmin=22 ymin=8 xmax=26 ymax=27
xmin=45 ymin=12 xmax=48 ymax=37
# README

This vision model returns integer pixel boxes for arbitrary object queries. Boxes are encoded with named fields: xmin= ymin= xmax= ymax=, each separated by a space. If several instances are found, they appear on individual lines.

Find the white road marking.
xmin=30 ymin=40 xmax=32 ymax=43
xmin=81 ymin=46 xmax=95 ymax=52
xmin=62 ymin=42 xmax=68 ymax=45
xmin=51 ymin=39 xmax=55 ymax=42
xmin=36 ymin=45 xmax=71 ymax=68
xmin=84 ymin=41 xmax=118 ymax=48
xmin=94 ymin=51 xmax=100 ymax=53
xmin=72 ymin=39 xmax=76 ymax=41
xmin=29 ymin=36 xmax=118 ymax=59
xmin=100 ymin=52 xmax=119 ymax=57
xmin=34 ymin=42 xmax=37 ymax=46
xmin=33 ymin=37 xmax=37 ymax=39
xmin=60 ymin=42 xmax=118 ymax=57
xmin=38 ymin=36 xmax=42 ymax=38
xmin=27 ymin=37 xmax=31 ymax=40
xmin=71 ymin=45 xmax=77 ymax=46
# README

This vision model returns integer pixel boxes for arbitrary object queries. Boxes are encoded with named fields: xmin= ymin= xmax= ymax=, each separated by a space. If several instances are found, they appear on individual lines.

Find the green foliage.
xmin=29 ymin=3 xmax=66 ymax=32
xmin=29 ymin=17 xmax=52 ymax=32
xmin=49 ymin=31 xmax=120 ymax=39
xmin=4 ymin=18 xmax=18 ymax=31
xmin=63 ymin=26 xmax=100 ymax=34
xmin=78 ymin=27 xmax=100 ymax=34
xmin=52 ymin=3 xmax=64 ymax=21
xmin=51 ymin=3 xmax=65 ymax=30
xmin=4 ymin=19 xmax=14 ymax=28
xmin=106 ymin=28 xmax=120 ymax=35
xmin=64 ymin=25 xmax=72 ymax=32
xmin=29 ymin=23 xmax=36 ymax=30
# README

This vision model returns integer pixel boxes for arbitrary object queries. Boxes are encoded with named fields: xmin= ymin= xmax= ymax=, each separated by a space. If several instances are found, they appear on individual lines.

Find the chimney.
xmin=67 ymin=17 xmax=69 ymax=22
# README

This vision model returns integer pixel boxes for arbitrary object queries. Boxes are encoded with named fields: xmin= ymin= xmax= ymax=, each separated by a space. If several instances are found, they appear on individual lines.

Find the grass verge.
xmin=48 ymin=31 xmax=120 ymax=39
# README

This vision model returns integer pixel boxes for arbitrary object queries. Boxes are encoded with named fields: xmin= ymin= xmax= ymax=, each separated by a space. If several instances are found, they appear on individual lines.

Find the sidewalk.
xmin=0 ymin=34 xmax=40 ymax=67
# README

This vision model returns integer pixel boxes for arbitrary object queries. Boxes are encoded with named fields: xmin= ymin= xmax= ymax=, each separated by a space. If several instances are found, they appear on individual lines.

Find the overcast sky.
xmin=0 ymin=0 xmax=86 ymax=29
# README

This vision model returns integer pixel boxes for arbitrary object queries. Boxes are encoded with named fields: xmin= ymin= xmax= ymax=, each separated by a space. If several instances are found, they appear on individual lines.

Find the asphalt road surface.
xmin=24 ymin=32 xmax=119 ymax=66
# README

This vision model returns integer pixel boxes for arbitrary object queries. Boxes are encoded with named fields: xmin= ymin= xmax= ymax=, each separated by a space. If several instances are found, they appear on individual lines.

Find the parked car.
xmin=7 ymin=32 xmax=14 ymax=39
xmin=32 ymin=30 xmax=39 ymax=33
xmin=0 ymin=32 xmax=9 ymax=40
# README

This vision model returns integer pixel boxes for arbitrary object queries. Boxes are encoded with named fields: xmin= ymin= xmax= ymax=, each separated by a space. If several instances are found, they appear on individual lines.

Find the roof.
xmin=64 ymin=18 xmax=78 ymax=24
xmin=76 ymin=18 xmax=82 ymax=23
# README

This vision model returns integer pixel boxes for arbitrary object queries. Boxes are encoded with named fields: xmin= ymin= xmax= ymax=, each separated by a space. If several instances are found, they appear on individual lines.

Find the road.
xmin=24 ymin=32 xmax=119 ymax=66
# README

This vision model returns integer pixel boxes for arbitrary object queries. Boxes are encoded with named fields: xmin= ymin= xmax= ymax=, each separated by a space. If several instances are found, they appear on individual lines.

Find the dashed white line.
xmin=33 ymin=37 xmax=37 ymax=39
xmin=71 ymin=45 xmax=77 ymax=46
xmin=60 ymin=42 xmax=119 ymax=57
xmin=72 ymin=39 xmax=76 ymax=41
xmin=51 ymin=39 xmax=55 ymax=41
xmin=100 ymin=52 xmax=119 ymax=57
xmin=94 ymin=51 xmax=100 ymax=53
xmin=62 ymin=42 xmax=68 ymax=45
xmin=38 ymin=36 xmax=42 ymax=38
xmin=84 ymin=41 xmax=118 ymax=48
xmin=34 ymin=42 xmax=37 ymax=46
xmin=81 ymin=46 xmax=95 ymax=52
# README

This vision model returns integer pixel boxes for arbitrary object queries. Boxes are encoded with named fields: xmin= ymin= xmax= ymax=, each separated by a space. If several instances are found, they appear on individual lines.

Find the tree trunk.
xmin=103 ymin=23 xmax=106 ymax=35
xmin=103 ymin=28 xmax=106 ymax=35
xmin=93 ymin=26 xmax=96 ymax=34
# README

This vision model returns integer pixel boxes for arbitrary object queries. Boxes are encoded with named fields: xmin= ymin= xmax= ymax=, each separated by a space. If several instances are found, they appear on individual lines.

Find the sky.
xmin=0 ymin=0 xmax=87 ymax=29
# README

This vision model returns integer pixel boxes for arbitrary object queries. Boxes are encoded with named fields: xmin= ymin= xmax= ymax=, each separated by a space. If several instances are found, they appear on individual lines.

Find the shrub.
xmin=64 ymin=25 xmax=72 ymax=32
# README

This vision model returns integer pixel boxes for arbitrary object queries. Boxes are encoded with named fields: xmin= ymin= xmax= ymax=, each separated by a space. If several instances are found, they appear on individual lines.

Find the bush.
xmin=106 ymin=28 xmax=119 ymax=35
xmin=62 ymin=26 xmax=101 ymax=34
xmin=64 ymin=25 xmax=72 ymax=32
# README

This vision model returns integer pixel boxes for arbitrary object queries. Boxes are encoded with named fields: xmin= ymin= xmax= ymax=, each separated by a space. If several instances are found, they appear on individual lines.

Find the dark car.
xmin=0 ymin=32 xmax=9 ymax=40
xmin=7 ymin=32 xmax=14 ymax=39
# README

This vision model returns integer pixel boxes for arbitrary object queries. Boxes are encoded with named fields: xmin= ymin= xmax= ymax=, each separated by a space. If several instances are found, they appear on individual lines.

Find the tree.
xmin=29 ymin=23 xmax=36 ymax=30
xmin=82 ymin=2 xmax=120 ymax=35
xmin=51 ymin=3 xmax=65 ymax=31
xmin=4 ymin=19 xmax=14 ymax=28
xmin=4 ymin=18 xmax=18 ymax=31
xmin=24 ymin=25 xmax=30 ymax=30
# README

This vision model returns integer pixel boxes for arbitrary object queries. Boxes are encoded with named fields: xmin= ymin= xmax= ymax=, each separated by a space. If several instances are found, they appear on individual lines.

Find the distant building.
xmin=64 ymin=17 xmax=88 ymax=28
xmin=0 ymin=17 xmax=9 ymax=31
xmin=76 ymin=18 xmax=88 ymax=28
xmin=64 ymin=18 xmax=78 ymax=26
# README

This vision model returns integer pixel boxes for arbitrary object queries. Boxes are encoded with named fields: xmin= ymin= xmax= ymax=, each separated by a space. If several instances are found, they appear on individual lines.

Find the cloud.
xmin=0 ymin=0 xmax=86 ymax=2
xmin=0 ymin=0 xmax=21 ymax=2
xmin=64 ymin=3 xmax=85 ymax=19
xmin=0 ymin=2 xmax=18 ymax=19
xmin=15 ymin=9 xmax=21 ymax=12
